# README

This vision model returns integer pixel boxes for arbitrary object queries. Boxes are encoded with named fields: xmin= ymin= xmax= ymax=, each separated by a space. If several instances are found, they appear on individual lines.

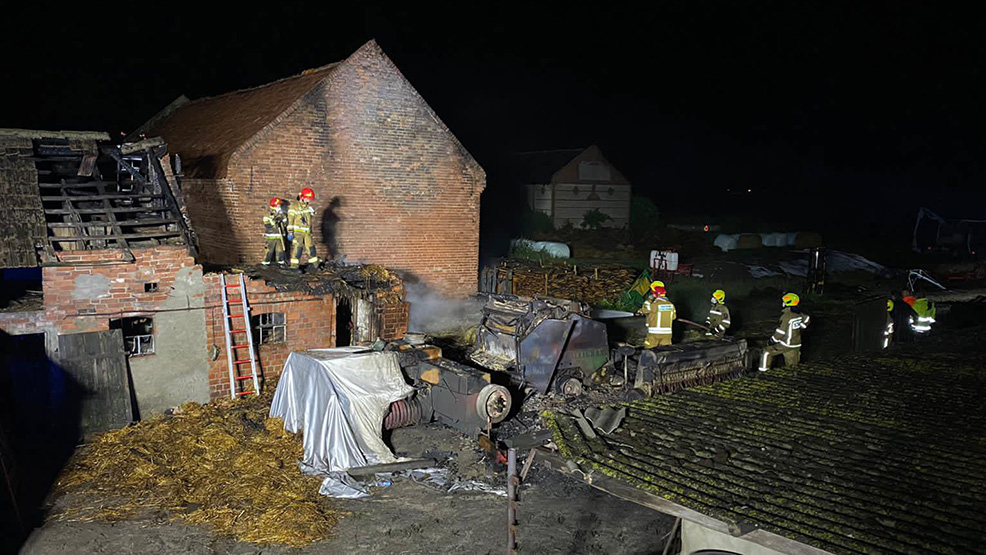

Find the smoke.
xmin=405 ymin=282 xmax=485 ymax=334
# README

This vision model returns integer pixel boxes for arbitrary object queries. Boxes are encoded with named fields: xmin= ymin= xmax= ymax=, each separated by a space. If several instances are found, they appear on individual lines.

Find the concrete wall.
xmin=680 ymin=519 xmax=809 ymax=555
xmin=126 ymin=265 xmax=209 ymax=415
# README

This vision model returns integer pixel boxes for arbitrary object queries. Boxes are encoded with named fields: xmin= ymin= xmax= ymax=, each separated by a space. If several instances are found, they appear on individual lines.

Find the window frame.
xmin=252 ymin=312 xmax=286 ymax=345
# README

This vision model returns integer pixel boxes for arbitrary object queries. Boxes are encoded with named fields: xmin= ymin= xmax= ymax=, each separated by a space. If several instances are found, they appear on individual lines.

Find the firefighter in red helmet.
xmin=288 ymin=187 xmax=318 ymax=269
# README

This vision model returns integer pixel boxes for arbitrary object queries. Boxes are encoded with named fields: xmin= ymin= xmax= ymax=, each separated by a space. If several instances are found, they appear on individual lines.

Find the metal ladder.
xmin=220 ymin=273 xmax=261 ymax=398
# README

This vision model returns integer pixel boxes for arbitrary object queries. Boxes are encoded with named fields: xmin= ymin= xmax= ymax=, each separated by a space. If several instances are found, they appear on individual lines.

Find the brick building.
xmin=136 ymin=40 xmax=485 ymax=298
xmin=0 ymin=130 xmax=408 ymax=431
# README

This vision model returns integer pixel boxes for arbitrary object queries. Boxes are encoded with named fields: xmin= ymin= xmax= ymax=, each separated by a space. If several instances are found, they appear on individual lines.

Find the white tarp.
xmin=269 ymin=348 xmax=415 ymax=497
xmin=511 ymin=238 xmax=571 ymax=259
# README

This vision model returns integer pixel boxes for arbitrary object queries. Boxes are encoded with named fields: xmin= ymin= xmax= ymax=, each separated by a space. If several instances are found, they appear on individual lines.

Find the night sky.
xmin=3 ymin=3 xmax=985 ymax=233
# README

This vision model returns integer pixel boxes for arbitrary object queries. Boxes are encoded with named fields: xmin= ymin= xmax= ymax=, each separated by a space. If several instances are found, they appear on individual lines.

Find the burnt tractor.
xmin=467 ymin=294 xmax=750 ymax=400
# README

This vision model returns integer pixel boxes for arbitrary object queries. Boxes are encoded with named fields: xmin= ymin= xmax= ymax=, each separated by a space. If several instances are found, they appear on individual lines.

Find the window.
xmin=578 ymin=161 xmax=611 ymax=181
xmin=144 ymin=282 xmax=159 ymax=293
xmin=110 ymin=316 xmax=154 ymax=356
xmin=252 ymin=313 xmax=286 ymax=345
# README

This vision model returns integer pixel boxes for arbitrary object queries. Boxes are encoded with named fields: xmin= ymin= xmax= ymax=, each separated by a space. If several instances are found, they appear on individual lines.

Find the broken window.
xmin=252 ymin=313 xmax=286 ymax=345
xmin=110 ymin=316 xmax=154 ymax=356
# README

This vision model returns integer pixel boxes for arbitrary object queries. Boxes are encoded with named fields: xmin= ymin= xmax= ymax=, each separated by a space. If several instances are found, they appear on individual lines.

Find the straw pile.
xmin=54 ymin=390 xmax=339 ymax=547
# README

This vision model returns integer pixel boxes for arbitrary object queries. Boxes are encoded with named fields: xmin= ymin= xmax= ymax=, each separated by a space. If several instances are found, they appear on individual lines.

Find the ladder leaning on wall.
xmin=219 ymin=273 xmax=261 ymax=398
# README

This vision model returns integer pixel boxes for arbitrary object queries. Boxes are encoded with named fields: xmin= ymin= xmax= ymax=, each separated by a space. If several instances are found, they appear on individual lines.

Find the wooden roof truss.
xmin=33 ymin=137 xmax=198 ymax=261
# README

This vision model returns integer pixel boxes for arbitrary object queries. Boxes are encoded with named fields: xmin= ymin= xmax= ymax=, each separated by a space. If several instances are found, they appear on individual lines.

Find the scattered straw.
xmin=55 ymin=389 xmax=339 ymax=547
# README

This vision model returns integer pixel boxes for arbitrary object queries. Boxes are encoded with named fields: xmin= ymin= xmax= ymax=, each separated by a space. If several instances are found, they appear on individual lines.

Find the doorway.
xmin=336 ymin=298 xmax=353 ymax=347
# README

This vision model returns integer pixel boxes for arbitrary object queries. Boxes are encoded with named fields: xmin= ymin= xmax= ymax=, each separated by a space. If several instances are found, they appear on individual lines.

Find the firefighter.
xmin=883 ymin=299 xmax=895 ymax=349
xmin=759 ymin=292 xmax=811 ymax=371
xmin=705 ymin=289 xmax=731 ymax=338
xmin=262 ymin=198 xmax=287 ymax=266
xmin=638 ymin=280 xmax=676 ymax=348
xmin=288 ymin=187 xmax=318 ymax=269
xmin=902 ymin=289 xmax=936 ymax=335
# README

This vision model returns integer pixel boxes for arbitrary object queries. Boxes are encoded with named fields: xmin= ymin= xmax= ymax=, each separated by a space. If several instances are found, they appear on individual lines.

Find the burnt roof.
xmin=142 ymin=63 xmax=339 ymax=179
xmin=0 ymin=136 xmax=46 ymax=267
xmin=549 ymin=331 xmax=986 ymax=554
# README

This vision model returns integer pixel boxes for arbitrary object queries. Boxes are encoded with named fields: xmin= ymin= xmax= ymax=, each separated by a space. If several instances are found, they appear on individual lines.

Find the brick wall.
xmin=178 ymin=41 xmax=485 ymax=297
xmin=202 ymin=274 xmax=338 ymax=399
xmin=379 ymin=299 xmax=409 ymax=340
xmin=0 ymin=244 xmax=411 ymax=405
xmin=0 ymin=245 xmax=202 ymax=337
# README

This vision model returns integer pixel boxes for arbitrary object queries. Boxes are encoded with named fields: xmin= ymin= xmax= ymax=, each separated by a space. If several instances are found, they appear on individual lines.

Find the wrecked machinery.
xmin=383 ymin=341 xmax=514 ymax=437
xmin=467 ymin=294 xmax=751 ymax=400
xmin=380 ymin=293 xmax=750 ymax=438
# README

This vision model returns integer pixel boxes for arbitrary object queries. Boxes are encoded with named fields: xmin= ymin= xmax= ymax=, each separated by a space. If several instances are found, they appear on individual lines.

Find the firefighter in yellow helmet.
xmin=288 ymin=187 xmax=318 ymax=269
xmin=759 ymin=292 xmax=811 ymax=371
xmin=262 ymin=198 xmax=287 ymax=266
xmin=705 ymin=289 xmax=731 ymax=339
xmin=883 ymin=299 xmax=895 ymax=349
xmin=638 ymin=280 xmax=676 ymax=348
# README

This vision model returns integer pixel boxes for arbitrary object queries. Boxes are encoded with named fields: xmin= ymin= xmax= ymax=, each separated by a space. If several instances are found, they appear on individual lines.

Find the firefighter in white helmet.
xmin=759 ymin=292 xmax=811 ymax=371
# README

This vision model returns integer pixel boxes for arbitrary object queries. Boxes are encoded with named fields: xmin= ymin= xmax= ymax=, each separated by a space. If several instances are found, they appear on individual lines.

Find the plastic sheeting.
xmin=779 ymin=250 xmax=890 ymax=277
xmin=511 ymin=238 xmax=571 ymax=259
xmin=269 ymin=348 xmax=415 ymax=497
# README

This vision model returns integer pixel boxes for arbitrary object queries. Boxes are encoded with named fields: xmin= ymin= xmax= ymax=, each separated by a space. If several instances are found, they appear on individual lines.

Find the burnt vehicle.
xmin=468 ymin=294 xmax=750 ymax=400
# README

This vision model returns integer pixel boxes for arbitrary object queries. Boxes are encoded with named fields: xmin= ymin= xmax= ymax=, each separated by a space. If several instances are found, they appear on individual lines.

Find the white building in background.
xmin=518 ymin=145 xmax=632 ymax=229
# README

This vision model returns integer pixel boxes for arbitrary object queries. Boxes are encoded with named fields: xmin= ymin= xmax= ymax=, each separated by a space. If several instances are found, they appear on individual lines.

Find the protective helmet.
xmin=712 ymin=289 xmax=726 ymax=304
xmin=782 ymin=292 xmax=800 ymax=307
xmin=299 ymin=187 xmax=315 ymax=201
xmin=887 ymin=299 xmax=894 ymax=312
xmin=653 ymin=286 xmax=667 ymax=297
xmin=650 ymin=280 xmax=665 ymax=291
xmin=269 ymin=197 xmax=281 ymax=208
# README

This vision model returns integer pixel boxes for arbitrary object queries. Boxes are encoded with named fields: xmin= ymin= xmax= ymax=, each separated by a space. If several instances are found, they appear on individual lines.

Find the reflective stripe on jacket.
xmin=771 ymin=307 xmax=810 ymax=348
xmin=288 ymin=201 xmax=315 ymax=233
xmin=641 ymin=296 xmax=676 ymax=334
xmin=706 ymin=302 xmax=731 ymax=335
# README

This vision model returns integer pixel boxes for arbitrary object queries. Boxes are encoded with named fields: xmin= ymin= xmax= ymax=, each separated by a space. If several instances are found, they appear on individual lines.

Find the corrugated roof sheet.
xmin=549 ymin=332 xmax=986 ymax=554
xmin=144 ymin=63 xmax=339 ymax=179
xmin=0 ymin=137 xmax=45 ymax=267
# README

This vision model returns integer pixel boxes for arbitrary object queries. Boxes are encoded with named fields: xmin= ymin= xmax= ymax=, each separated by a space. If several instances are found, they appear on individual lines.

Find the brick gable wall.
xmin=175 ymin=42 xmax=485 ymax=297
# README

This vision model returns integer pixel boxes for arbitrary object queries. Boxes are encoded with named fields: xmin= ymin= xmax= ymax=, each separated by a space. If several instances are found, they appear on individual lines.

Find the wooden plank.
xmin=46 ymin=218 xmax=178 ymax=228
xmin=38 ymin=181 xmax=115 ymax=188
xmin=95 ymin=182 xmax=130 ymax=251
xmin=40 ymin=194 xmax=164 ymax=202
xmin=57 ymin=330 xmax=133 ymax=435
xmin=44 ymin=206 xmax=171 ymax=215
xmin=48 ymin=231 xmax=181 ymax=242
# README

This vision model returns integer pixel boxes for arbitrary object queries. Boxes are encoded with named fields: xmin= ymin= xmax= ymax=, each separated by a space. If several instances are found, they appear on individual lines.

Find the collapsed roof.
xmin=0 ymin=129 xmax=196 ymax=268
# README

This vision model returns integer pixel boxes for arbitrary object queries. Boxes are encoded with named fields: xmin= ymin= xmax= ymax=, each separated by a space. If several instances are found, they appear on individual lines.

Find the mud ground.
xmin=20 ymin=423 xmax=673 ymax=555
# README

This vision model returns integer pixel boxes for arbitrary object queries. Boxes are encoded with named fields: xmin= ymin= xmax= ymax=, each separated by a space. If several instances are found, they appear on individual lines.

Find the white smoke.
xmin=405 ymin=282 xmax=485 ymax=334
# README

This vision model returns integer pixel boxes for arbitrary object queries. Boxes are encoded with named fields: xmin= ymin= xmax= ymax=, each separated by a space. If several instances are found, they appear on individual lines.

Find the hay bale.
xmin=794 ymin=232 xmax=823 ymax=248
xmin=736 ymin=234 xmax=764 ymax=249
xmin=55 ymin=389 xmax=339 ymax=547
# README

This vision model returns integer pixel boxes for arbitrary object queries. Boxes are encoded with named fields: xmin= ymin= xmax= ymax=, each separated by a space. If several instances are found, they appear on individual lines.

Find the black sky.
xmin=2 ymin=3 xmax=985 ymax=224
